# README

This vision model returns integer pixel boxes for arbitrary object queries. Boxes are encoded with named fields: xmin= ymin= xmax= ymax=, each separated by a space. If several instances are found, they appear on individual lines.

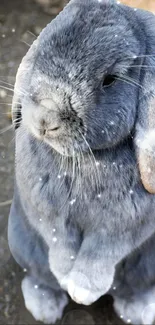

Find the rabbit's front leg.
xmin=48 ymin=224 xmax=81 ymax=287
xmin=62 ymin=231 xmax=117 ymax=305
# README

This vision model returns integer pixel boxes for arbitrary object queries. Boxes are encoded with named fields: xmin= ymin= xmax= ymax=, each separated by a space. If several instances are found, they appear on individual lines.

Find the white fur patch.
xmin=136 ymin=129 xmax=155 ymax=153
xmin=142 ymin=303 xmax=155 ymax=324
xmin=114 ymin=286 xmax=155 ymax=324
xmin=22 ymin=276 xmax=68 ymax=324
xmin=68 ymin=279 xmax=90 ymax=304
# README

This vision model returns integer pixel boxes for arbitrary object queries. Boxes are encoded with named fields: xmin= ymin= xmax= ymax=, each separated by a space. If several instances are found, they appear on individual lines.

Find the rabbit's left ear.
xmin=134 ymin=10 xmax=155 ymax=193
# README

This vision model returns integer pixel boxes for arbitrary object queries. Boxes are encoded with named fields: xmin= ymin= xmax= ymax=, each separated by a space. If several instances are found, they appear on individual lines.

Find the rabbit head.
xmin=12 ymin=0 xmax=155 ymax=193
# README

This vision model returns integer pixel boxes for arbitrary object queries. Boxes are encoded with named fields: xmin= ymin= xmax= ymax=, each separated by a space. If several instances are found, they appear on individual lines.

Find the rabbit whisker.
xmin=115 ymin=76 xmax=144 ymax=91
xmin=58 ymin=147 xmax=76 ymax=212
xmin=128 ymin=54 xmax=155 ymax=59
xmin=27 ymin=30 xmax=37 ymax=38
xmin=80 ymin=131 xmax=100 ymax=193
xmin=8 ymin=136 xmax=15 ymax=148
xmin=121 ymin=64 xmax=155 ymax=70
xmin=0 ymin=85 xmax=27 ymax=97
xmin=0 ymin=124 xmax=13 ymax=135
xmin=0 ymin=80 xmax=14 ymax=87
xmin=21 ymin=40 xmax=31 ymax=47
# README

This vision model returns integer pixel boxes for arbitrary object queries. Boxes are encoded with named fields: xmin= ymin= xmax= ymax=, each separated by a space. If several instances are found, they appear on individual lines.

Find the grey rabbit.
xmin=8 ymin=0 xmax=155 ymax=323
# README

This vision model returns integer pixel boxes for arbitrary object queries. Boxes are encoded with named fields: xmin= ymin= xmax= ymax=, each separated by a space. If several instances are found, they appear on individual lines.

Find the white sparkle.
xmin=127 ymin=320 xmax=131 ymax=324
xmin=120 ymin=315 xmax=123 ymax=319
xmin=97 ymin=194 xmax=101 ymax=198
xmin=42 ymin=293 xmax=45 ymax=296
xmin=52 ymin=237 xmax=57 ymax=243
xmin=23 ymin=268 xmax=27 ymax=272
xmin=115 ymin=34 xmax=118 ymax=38
xmin=104 ymin=164 xmax=106 ymax=168
xmin=39 ymin=218 xmax=42 ymax=222
xmin=148 ymin=168 xmax=151 ymax=173
xmin=132 ymin=55 xmax=137 ymax=59
xmin=70 ymin=255 xmax=75 ymax=260
xmin=129 ymin=190 xmax=134 ymax=194
xmin=12 ymin=28 xmax=15 ymax=32
xmin=134 ymin=8 xmax=137 ymax=11
xmin=53 ymin=228 xmax=56 ymax=233
xmin=34 ymin=285 xmax=38 ymax=289
xmin=58 ymin=175 xmax=61 ymax=179
xmin=2 ymin=34 xmax=5 ymax=38
xmin=113 ymin=162 xmax=116 ymax=166
xmin=64 ymin=172 xmax=67 ymax=176
xmin=95 ymin=161 xmax=100 ymax=166
xmin=70 ymin=199 xmax=76 ymax=205
xmin=102 ymin=130 xmax=105 ymax=134
xmin=117 ymin=1 xmax=120 ymax=4
xmin=113 ymin=286 xmax=116 ymax=290
xmin=110 ymin=121 xmax=115 ymax=125
xmin=39 ymin=177 xmax=42 ymax=181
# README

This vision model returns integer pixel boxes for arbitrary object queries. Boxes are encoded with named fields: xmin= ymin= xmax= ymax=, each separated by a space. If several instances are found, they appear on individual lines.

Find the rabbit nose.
xmin=40 ymin=118 xmax=61 ymax=136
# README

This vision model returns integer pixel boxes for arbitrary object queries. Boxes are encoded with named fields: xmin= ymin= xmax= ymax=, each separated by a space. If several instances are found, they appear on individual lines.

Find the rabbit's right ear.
xmin=12 ymin=38 xmax=39 ymax=129
xmin=134 ymin=10 xmax=155 ymax=194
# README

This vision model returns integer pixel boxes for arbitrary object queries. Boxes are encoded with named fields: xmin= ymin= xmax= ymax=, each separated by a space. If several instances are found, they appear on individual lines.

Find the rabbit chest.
xmin=15 ymin=127 xmax=153 ymax=246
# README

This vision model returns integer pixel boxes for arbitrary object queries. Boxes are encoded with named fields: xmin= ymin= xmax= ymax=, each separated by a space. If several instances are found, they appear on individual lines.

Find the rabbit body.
xmin=8 ymin=0 xmax=155 ymax=323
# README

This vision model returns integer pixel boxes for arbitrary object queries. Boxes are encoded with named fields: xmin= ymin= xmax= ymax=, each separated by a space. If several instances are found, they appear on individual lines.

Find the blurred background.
xmin=0 ymin=0 xmax=154 ymax=324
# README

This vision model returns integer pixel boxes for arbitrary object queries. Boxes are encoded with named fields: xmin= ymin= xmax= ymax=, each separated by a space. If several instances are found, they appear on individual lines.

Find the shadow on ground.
xmin=0 ymin=0 xmax=123 ymax=324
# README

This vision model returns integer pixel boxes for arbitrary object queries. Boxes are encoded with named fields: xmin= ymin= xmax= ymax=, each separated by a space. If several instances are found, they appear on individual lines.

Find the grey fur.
xmin=8 ymin=0 xmax=155 ymax=323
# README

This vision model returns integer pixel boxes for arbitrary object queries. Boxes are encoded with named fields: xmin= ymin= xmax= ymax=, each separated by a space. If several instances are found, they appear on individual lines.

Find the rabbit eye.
xmin=102 ymin=75 xmax=116 ymax=88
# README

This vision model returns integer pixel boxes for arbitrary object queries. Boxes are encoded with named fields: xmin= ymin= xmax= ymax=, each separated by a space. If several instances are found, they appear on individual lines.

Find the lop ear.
xmin=12 ymin=38 xmax=39 ymax=129
xmin=135 ymin=10 xmax=155 ymax=193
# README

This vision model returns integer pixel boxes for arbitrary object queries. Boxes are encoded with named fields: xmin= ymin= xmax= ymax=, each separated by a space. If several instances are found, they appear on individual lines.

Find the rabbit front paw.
xmin=62 ymin=267 xmax=114 ymax=305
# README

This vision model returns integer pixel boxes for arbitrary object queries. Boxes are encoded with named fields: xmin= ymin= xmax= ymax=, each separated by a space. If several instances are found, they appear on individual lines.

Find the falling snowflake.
xmin=70 ymin=199 xmax=76 ymax=205
xmin=70 ymin=256 xmax=75 ymax=260
xmin=110 ymin=121 xmax=115 ymax=125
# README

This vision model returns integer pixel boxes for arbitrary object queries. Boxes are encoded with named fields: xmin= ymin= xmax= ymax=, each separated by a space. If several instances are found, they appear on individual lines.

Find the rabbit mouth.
xmin=44 ymin=132 xmax=88 ymax=156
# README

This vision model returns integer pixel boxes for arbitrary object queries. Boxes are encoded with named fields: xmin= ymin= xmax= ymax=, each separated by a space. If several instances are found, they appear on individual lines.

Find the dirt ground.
xmin=0 ymin=0 xmax=145 ymax=324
